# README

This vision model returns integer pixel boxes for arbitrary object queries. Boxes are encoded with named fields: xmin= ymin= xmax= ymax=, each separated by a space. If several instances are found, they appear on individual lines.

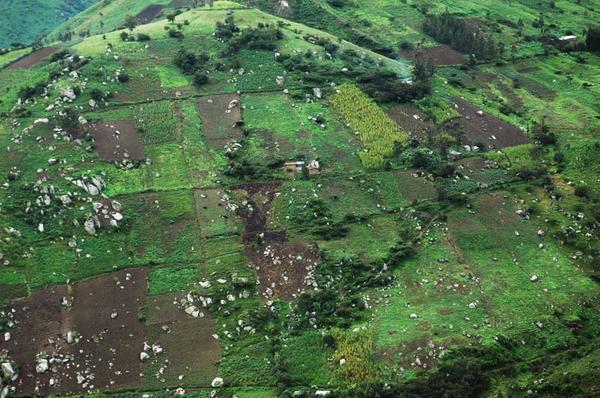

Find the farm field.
xmin=0 ymin=1 xmax=599 ymax=398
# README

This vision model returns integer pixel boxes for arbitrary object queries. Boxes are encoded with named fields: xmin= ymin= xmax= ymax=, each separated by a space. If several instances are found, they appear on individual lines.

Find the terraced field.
xmin=0 ymin=0 xmax=599 ymax=397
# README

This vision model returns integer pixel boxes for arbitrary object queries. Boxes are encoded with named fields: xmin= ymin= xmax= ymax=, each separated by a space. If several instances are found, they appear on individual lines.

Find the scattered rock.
xmin=211 ymin=377 xmax=224 ymax=388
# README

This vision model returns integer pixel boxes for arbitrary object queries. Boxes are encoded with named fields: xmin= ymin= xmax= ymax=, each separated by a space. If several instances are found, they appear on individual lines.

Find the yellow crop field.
xmin=331 ymin=84 xmax=409 ymax=169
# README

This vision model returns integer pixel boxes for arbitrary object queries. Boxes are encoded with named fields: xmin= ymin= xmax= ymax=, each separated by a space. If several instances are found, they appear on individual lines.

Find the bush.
xmin=18 ymin=82 xmax=46 ymax=100
xmin=574 ymin=185 xmax=590 ymax=198
xmin=193 ymin=72 xmax=209 ymax=86
xmin=168 ymin=29 xmax=184 ymax=38
xmin=586 ymin=26 xmax=600 ymax=52
xmin=89 ymin=88 xmax=105 ymax=101
xmin=224 ymin=24 xmax=283 ymax=55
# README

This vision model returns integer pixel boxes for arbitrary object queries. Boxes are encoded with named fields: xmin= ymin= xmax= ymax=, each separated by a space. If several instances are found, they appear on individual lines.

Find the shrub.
xmin=168 ymin=29 xmax=184 ymax=38
xmin=574 ymin=185 xmax=590 ymax=198
xmin=586 ymin=26 xmax=600 ymax=52
xmin=89 ymin=88 xmax=105 ymax=101
xmin=193 ymin=72 xmax=209 ymax=86
xmin=18 ymin=82 xmax=46 ymax=100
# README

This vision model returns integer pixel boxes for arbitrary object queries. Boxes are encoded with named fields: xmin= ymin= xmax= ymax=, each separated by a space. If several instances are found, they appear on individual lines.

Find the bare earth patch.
xmin=0 ymin=268 xmax=221 ymax=395
xmin=136 ymin=5 xmax=165 ymax=24
xmin=445 ymin=97 xmax=528 ymax=149
xmin=401 ymin=46 xmax=466 ymax=66
xmin=386 ymin=104 xmax=434 ymax=140
xmin=235 ymin=182 xmax=320 ymax=300
xmin=144 ymin=294 xmax=220 ymax=388
xmin=198 ymin=94 xmax=243 ymax=149
xmin=6 ymin=47 xmax=60 ymax=70
xmin=245 ymin=242 xmax=319 ymax=301
xmin=88 ymin=120 xmax=145 ymax=161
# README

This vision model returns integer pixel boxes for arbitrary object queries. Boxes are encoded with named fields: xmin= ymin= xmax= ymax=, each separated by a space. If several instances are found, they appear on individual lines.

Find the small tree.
xmin=586 ymin=26 xmax=600 ymax=52
xmin=124 ymin=15 xmax=138 ymax=31
xmin=193 ymin=72 xmax=209 ymax=86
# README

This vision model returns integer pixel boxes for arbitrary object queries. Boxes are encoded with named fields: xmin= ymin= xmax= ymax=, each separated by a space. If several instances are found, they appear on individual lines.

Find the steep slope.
xmin=0 ymin=1 xmax=599 ymax=397
xmin=0 ymin=0 xmax=97 ymax=48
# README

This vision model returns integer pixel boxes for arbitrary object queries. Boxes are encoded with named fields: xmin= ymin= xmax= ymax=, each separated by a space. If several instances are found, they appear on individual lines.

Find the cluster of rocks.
xmin=255 ymin=244 xmax=317 ymax=300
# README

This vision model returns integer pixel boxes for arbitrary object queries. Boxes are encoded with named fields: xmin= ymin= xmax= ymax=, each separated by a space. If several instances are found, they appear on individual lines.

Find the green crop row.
xmin=330 ymin=84 xmax=409 ymax=169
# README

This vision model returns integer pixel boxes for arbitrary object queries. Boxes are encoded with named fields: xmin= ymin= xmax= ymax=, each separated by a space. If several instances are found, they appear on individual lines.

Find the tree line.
xmin=423 ymin=11 xmax=503 ymax=61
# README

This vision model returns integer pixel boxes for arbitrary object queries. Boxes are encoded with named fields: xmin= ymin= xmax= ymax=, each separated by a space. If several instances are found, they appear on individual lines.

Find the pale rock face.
xmin=36 ymin=358 xmax=49 ymax=374
xmin=84 ymin=218 xmax=96 ymax=235
xmin=211 ymin=377 xmax=224 ymax=388
xmin=61 ymin=87 xmax=77 ymax=100
xmin=1 ymin=362 xmax=16 ymax=380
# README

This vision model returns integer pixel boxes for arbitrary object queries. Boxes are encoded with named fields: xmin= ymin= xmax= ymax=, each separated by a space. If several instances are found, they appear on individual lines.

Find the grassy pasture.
xmin=372 ymin=190 xmax=596 ymax=382
xmin=243 ymin=92 xmax=363 ymax=173
xmin=0 ymin=0 xmax=599 ymax=396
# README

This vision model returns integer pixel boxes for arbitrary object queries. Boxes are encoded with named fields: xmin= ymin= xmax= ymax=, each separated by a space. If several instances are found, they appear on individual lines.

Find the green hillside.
xmin=0 ymin=0 xmax=97 ymax=48
xmin=1 ymin=1 xmax=599 ymax=397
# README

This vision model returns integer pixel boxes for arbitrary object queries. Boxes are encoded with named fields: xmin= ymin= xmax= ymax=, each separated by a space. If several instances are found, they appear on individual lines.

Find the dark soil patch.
xmin=136 ymin=4 xmax=165 ymax=24
xmin=516 ymin=65 xmax=541 ymax=74
xmin=143 ymin=294 xmax=220 ymax=388
xmin=66 ymin=268 xmax=148 ymax=392
xmin=0 ymin=285 xmax=69 ymax=395
xmin=245 ymin=241 xmax=320 ymax=301
xmin=235 ymin=182 xmax=320 ymax=300
xmin=513 ymin=75 xmax=556 ymax=99
xmin=198 ymin=94 xmax=243 ymax=149
xmin=401 ymin=45 xmax=466 ymax=66
xmin=445 ymin=97 xmax=528 ymax=150
xmin=386 ymin=104 xmax=434 ymax=140
xmin=1 ymin=268 xmax=221 ymax=394
xmin=6 ymin=47 xmax=60 ymax=70
xmin=234 ymin=182 xmax=283 ymax=243
xmin=0 ymin=269 xmax=147 ymax=395
xmin=88 ymin=120 xmax=145 ymax=161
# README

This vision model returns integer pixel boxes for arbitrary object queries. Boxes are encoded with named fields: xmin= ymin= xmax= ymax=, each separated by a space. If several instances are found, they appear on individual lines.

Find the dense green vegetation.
xmin=0 ymin=0 xmax=96 ymax=48
xmin=0 ymin=0 xmax=599 ymax=397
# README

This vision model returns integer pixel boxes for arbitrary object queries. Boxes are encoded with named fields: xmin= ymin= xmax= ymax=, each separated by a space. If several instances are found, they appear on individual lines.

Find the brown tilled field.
xmin=401 ymin=46 xmax=466 ymax=66
xmin=136 ymin=5 xmax=165 ymax=24
xmin=143 ymin=294 xmax=220 ymax=388
xmin=198 ymin=94 xmax=243 ymax=149
xmin=89 ymin=120 xmax=145 ymax=161
xmin=6 ymin=47 xmax=60 ymax=70
xmin=245 ymin=242 xmax=319 ymax=301
xmin=234 ymin=183 xmax=320 ymax=300
xmin=445 ymin=97 xmax=528 ymax=149
xmin=234 ymin=182 xmax=282 ymax=243
xmin=0 ymin=268 xmax=221 ymax=395
xmin=386 ymin=104 xmax=435 ymax=140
